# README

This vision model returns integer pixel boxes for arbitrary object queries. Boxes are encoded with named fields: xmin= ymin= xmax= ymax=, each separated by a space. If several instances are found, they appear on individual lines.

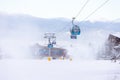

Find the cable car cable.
xmin=83 ymin=0 xmax=110 ymax=21
xmin=57 ymin=0 xmax=90 ymax=34
xmin=74 ymin=0 xmax=90 ymax=19
xmin=56 ymin=0 xmax=110 ymax=40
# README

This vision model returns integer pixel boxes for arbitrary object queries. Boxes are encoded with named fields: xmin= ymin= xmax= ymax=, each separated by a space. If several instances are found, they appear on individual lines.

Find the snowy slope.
xmin=0 ymin=13 xmax=120 ymax=80
xmin=0 ymin=60 xmax=120 ymax=80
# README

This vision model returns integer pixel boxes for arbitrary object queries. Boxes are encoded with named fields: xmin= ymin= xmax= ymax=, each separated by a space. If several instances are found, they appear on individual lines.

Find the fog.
xmin=0 ymin=14 xmax=119 ymax=59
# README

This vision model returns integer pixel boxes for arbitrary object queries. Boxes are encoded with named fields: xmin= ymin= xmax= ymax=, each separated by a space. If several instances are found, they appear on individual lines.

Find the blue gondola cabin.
xmin=71 ymin=25 xmax=80 ymax=35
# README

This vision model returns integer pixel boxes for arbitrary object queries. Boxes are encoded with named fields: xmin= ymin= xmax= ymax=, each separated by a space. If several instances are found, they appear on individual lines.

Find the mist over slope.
xmin=0 ymin=13 xmax=119 ymax=59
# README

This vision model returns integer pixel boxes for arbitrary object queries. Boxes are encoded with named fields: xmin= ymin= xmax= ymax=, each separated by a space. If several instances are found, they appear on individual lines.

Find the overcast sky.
xmin=0 ymin=0 xmax=119 ymax=21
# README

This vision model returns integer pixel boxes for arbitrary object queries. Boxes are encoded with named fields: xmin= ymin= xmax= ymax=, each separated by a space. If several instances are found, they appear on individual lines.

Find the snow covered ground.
xmin=0 ymin=14 xmax=120 ymax=80
xmin=0 ymin=60 xmax=120 ymax=80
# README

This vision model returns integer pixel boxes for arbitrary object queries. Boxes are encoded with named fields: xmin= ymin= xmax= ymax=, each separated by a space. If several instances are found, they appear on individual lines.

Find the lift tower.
xmin=44 ymin=33 xmax=56 ymax=61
